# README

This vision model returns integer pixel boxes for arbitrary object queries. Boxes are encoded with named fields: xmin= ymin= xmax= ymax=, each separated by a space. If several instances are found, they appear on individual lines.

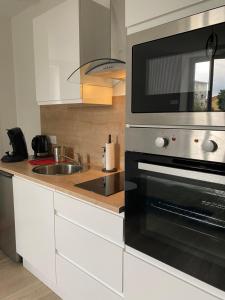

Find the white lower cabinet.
xmin=56 ymin=254 xmax=123 ymax=300
xmin=124 ymin=252 xmax=219 ymax=300
xmin=54 ymin=191 xmax=124 ymax=245
xmin=12 ymin=176 xmax=225 ymax=300
xmin=55 ymin=215 xmax=123 ymax=292
xmin=54 ymin=192 xmax=124 ymax=299
xmin=13 ymin=177 xmax=124 ymax=299
xmin=13 ymin=177 xmax=56 ymax=284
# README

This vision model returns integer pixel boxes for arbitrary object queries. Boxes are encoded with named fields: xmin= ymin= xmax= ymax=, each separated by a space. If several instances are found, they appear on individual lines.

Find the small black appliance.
xmin=31 ymin=135 xmax=51 ymax=157
xmin=1 ymin=128 xmax=28 ymax=163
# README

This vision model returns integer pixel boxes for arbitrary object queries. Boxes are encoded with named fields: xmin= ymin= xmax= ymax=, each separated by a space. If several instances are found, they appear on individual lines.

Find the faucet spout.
xmin=63 ymin=153 xmax=82 ymax=167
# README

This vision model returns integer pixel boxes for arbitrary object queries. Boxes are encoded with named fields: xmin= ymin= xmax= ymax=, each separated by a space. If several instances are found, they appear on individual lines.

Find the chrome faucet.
xmin=63 ymin=153 xmax=82 ymax=167
xmin=53 ymin=146 xmax=82 ymax=167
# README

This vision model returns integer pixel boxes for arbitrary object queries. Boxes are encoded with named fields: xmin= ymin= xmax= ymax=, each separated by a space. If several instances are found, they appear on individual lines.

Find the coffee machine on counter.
xmin=1 ymin=127 xmax=28 ymax=163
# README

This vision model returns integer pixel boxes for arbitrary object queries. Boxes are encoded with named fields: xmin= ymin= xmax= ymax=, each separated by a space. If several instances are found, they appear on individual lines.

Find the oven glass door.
xmin=132 ymin=21 xmax=225 ymax=113
xmin=125 ymin=152 xmax=225 ymax=291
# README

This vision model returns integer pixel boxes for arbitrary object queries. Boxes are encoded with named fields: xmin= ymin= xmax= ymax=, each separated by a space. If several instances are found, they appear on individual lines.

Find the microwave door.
xmin=126 ymin=6 xmax=225 ymax=126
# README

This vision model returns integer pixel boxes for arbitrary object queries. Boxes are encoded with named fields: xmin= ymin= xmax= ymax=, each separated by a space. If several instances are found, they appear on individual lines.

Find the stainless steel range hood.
xmin=83 ymin=58 xmax=125 ymax=79
xmin=68 ymin=58 xmax=126 ymax=88
xmin=67 ymin=0 xmax=126 ymax=87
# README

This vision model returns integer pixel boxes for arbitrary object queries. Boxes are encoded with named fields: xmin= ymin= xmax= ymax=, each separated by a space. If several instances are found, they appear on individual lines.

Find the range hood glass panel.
xmin=67 ymin=58 xmax=126 ymax=88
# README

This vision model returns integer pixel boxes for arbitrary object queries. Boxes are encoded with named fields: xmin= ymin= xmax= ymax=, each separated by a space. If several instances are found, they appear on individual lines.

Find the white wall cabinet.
xmin=125 ymin=0 xmax=203 ymax=27
xmin=13 ymin=177 xmax=56 ymax=284
xmin=33 ymin=0 xmax=81 ymax=104
xmin=33 ymin=0 xmax=113 ymax=105
xmin=125 ymin=0 xmax=225 ymax=34
xmin=124 ymin=252 xmax=220 ymax=300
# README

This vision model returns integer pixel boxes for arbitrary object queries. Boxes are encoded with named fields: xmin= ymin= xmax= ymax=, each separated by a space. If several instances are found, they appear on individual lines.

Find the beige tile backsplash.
xmin=40 ymin=96 xmax=125 ymax=169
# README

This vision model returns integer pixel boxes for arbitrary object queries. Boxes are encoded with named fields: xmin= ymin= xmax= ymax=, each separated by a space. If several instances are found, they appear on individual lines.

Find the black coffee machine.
xmin=1 ymin=128 xmax=28 ymax=163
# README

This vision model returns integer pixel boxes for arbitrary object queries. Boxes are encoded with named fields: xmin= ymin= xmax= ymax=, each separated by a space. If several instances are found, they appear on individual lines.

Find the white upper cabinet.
xmin=125 ymin=0 xmax=225 ymax=34
xmin=33 ymin=0 xmax=81 ymax=104
xmin=125 ymin=0 xmax=204 ymax=27
xmin=33 ymin=0 xmax=113 ymax=105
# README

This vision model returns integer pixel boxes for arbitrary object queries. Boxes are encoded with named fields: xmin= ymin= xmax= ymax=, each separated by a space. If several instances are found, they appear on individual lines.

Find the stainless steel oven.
xmin=126 ymin=6 xmax=225 ymax=127
xmin=125 ymin=127 xmax=225 ymax=291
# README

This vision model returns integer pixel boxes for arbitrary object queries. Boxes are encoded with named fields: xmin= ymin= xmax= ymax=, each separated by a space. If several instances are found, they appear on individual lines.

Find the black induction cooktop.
xmin=75 ymin=172 xmax=124 ymax=196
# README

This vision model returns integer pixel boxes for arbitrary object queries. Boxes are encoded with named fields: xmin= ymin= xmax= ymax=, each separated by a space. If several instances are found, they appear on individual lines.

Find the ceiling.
xmin=0 ymin=0 xmax=40 ymax=18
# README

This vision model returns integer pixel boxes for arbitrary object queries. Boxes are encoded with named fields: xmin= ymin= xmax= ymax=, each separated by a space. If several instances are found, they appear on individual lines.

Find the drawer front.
xmin=124 ymin=252 xmax=220 ymax=300
xmin=56 ymin=254 xmax=123 ymax=300
xmin=54 ymin=192 xmax=124 ymax=245
xmin=55 ymin=215 xmax=123 ymax=292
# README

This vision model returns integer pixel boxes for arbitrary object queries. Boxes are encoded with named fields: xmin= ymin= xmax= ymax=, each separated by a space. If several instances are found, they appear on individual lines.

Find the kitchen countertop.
xmin=0 ymin=161 xmax=124 ymax=214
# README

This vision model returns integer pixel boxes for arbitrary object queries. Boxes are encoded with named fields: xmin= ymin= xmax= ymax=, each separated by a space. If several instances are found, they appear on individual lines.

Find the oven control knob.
xmin=202 ymin=140 xmax=217 ymax=152
xmin=155 ymin=137 xmax=168 ymax=148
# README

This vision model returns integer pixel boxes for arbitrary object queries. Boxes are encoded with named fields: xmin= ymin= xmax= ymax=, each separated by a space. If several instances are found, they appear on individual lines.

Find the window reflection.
xmin=145 ymin=55 xmax=225 ymax=112
xmin=212 ymin=59 xmax=225 ymax=111
xmin=193 ymin=61 xmax=210 ymax=112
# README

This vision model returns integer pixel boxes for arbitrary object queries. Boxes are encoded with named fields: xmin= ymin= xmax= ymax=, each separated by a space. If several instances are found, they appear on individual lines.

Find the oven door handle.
xmin=138 ymin=162 xmax=225 ymax=185
xmin=152 ymin=202 xmax=225 ymax=230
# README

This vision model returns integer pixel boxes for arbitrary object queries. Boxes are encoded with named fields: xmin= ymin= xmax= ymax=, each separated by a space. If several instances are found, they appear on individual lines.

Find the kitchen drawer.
xmin=54 ymin=191 xmax=124 ymax=245
xmin=55 ymin=215 xmax=123 ymax=292
xmin=56 ymin=254 xmax=123 ymax=300
xmin=124 ymin=252 xmax=220 ymax=300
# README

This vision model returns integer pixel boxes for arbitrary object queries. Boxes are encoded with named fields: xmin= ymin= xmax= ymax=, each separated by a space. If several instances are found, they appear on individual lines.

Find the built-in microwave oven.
xmin=126 ymin=6 xmax=225 ymax=127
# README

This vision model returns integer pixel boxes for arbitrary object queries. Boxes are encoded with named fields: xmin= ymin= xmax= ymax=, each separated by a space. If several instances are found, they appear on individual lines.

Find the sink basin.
xmin=32 ymin=163 xmax=83 ymax=175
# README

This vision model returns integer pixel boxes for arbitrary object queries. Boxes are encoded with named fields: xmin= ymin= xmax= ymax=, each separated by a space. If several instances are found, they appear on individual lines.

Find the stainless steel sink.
xmin=32 ymin=163 xmax=83 ymax=175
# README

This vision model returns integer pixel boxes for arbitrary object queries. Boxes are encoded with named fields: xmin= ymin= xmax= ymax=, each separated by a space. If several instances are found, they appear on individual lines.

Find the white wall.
xmin=11 ymin=0 xmax=65 ymax=154
xmin=0 ymin=16 xmax=17 ymax=157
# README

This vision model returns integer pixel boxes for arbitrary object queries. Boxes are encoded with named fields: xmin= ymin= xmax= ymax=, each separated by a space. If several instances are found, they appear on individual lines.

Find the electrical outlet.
xmin=49 ymin=135 xmax=57 ymax=145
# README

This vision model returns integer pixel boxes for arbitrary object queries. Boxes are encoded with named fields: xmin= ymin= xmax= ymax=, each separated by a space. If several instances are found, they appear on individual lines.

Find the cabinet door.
xmin=33 ymin=0 xmax=81 ymax=104
xmin=125 ymin=0 xmax=204 ymax=28
xmin=124 ymin=252 xmax=219 ymax=300
xmin=13 ymin=177 xmax=55 ymax=283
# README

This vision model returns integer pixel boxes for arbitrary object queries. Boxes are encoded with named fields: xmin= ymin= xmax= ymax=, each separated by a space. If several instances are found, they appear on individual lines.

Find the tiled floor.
xmin=0 ymin=251 xmax=60 ymax=300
